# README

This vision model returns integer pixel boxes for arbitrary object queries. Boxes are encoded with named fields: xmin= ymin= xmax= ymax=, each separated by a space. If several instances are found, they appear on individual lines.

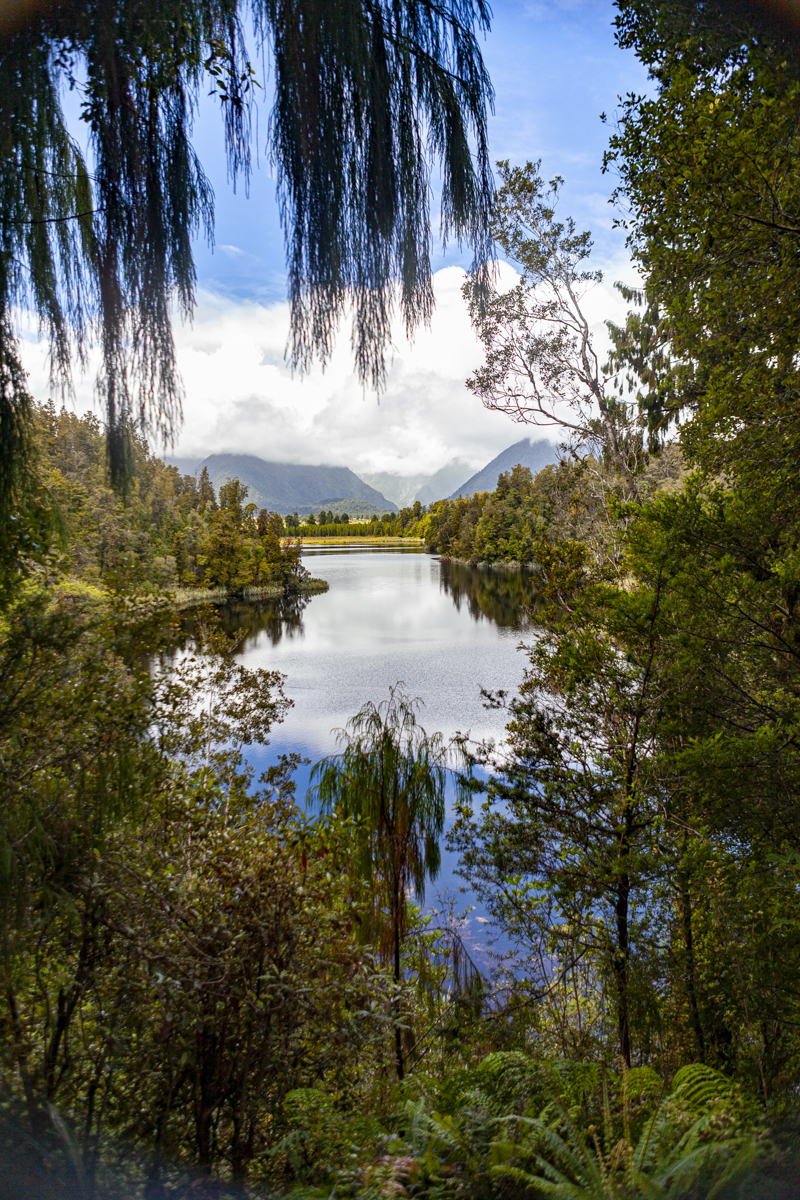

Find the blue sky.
xmin=22 ymin=0 xmax=651 ymax=476
xmin=191 ymin=0 xmax=649 ymax=302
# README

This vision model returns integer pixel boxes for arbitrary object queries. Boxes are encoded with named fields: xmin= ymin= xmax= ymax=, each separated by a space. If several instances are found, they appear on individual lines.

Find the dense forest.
xmin=4 ymin=1 xmax=800 ymax=1198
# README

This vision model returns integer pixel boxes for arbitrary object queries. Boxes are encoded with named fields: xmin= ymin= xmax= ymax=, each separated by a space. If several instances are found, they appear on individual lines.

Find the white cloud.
xmin=18 ymin=258 xmax=639 ymax=477
xmin=165 ymin=265 xmax=528 ymax=475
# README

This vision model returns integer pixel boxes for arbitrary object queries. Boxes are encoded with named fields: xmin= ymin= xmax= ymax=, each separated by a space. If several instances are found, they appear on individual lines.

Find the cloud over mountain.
xmin=19 ymin=261 xmax=635 ymax=477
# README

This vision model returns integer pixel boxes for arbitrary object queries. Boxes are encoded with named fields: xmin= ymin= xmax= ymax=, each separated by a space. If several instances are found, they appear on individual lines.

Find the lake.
xmin=193 ymin=546 xmax=539 ymax=954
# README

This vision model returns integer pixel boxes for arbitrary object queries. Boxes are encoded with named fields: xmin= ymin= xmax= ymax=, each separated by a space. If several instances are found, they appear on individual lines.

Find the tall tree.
xmin=464 ymin=161 xmax=641 ymax=496
xmin=609 ymin=0 xmax=800 ymax=503
xmin=308 ymin=685 xmax=447 ymax=1079
xmin=451 ymin=551 xmax=669 ymax=1067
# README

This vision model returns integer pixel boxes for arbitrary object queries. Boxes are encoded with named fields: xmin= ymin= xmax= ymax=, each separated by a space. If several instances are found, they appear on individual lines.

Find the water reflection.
xmin=169 ymin=549 xmax=536 ymax=955
xmin=438 ymin=559 xmax=538 ymax=631
xmin=176 ymin=558 xmax=541 ymax=653
xmin=179 ymin=592 xmax=312 ymax=650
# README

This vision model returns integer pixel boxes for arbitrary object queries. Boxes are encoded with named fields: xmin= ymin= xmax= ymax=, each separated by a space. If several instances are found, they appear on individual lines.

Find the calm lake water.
xmin=192 ymin=547 xmax=539 ymax=951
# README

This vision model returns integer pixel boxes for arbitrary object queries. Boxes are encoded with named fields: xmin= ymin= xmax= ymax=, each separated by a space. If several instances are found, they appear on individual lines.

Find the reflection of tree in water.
xmin=181 ymin=593 xmax=311 ymax=650
xmin=438 ymin=560 xmax=540 ymax=630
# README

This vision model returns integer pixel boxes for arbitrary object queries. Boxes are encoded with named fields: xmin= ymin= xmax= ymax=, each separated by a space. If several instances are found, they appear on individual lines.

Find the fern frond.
xmin=670 ymin=1064 xmax=732 ymax=1111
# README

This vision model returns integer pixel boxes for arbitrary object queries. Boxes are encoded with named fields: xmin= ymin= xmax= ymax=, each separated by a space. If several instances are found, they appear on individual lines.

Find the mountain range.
xmin=359 ymin=459 xmax=474 ymax=507
xmin=356 ymin=470 xmax=429 ymax=508
xmin=415 ymin=460 xmax=474 ymax=504
xmin=164 ymin=453 xmax=398 ymax=514
xmin=163 ymin=438 xmax=558 ymax=514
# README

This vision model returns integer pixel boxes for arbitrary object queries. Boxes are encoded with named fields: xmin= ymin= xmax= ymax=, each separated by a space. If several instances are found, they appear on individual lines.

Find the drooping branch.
xmin=0 ymin=0 xmax=495 ymax=508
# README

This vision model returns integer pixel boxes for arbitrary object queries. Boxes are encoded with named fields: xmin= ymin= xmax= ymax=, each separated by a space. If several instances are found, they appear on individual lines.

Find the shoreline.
xmin=173 ymin=577 xmax=329 ymax=609
xmin=299 ymin=535 xmax=425 ymax=547
xmin=437 ymin=555 xmax=534 ymax=571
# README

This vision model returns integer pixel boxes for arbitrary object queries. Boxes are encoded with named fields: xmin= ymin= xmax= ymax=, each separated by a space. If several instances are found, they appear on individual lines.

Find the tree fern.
xmin=669 ymin=1064 xmax=735 ymax=1113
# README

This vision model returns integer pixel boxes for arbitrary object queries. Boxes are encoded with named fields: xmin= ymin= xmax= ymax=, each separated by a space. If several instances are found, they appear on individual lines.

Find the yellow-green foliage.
xmin=423 ymin=464 xmax=546 ymax=563
xmin=35 ymin=402 xmax=307 ymax=593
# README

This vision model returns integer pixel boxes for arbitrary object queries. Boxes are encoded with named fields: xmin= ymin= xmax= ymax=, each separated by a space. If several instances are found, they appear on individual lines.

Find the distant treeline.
xmin=291 ymin=453 xmax=683 ymax=565
xmin=287 ymin=508 xmax=357 ymax=528
xmin=289 ymin=468 xmax=555 ymax=555
xmin=286 ymin=465 xmax=614 ymax=560
xmin=290 ymin=503 xmax=425 ymax=540
xmin=38 ymin=401 xmax=609 ymax=571
xmin=40 ymin=401 xmax=680 ymax=582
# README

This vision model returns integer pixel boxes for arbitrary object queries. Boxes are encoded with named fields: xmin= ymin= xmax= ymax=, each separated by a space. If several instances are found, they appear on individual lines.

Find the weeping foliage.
xmin=262 ymin=0 xmax=494 ymax=387
xmin=309 ymin=685 xmax=448 ymax=1076
xmin=0 ymin=0 xmax=494 ymax=511
xmin=0 ymin=0 xmax=230 ymax=489
xmin=0 ymin=28 xmax=93 ymax=565
xmin=0 ymin=332 xmax=41 ymax=604
xmin=309 ymin=684 xmax=447 ymax=953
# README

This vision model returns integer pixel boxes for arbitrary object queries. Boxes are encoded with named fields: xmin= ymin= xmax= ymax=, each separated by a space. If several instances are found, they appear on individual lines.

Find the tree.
xmin=0 ymin=596 xmax=392 ymax=1190
xmin=308 ymin=685 xmax=448 ymax=1079
xmin=217 ymin=477 xmax=248 ymax=518
xmin=464 ymin=161 xmax=641 ymax=496
xmin=0 ymin=0 xmax=495 ymax=524
xmin=197 ymin=466 xmax=217 ymax=514
xmin=451 ymin=559 xmax=670 ymax=1067
xmin=601 ymin=2 xmax=800 ymax=1089
xmin=608 ymin=0 xmax=800 ymax=505
xmin=200 ymin=492 xmax=253 ymax=589
xmin=621 ymin=485 xmax=800 ymax=1090
xmin=0 ymin=588 xmax=174 ymax=1159
xmin=257 ymin=509 xmax=307 ymax=590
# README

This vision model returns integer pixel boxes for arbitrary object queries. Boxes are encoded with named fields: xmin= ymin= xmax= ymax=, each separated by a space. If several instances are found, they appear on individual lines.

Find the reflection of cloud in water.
xmin=186 ymin=549 xmax=539 ymax=961
xmin=233 ymin=552 xmax=534 ymax=774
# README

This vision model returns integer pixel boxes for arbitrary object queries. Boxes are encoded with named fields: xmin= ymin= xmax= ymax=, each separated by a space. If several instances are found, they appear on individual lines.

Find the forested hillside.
xmin=295 ymin=447 xmax=682 ymax=564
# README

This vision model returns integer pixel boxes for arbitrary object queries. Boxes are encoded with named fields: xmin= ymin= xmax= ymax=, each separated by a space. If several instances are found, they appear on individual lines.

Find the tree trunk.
xmin=6 ymin=985 xmax=47 ymax=1143
xmin=393 ymin=875 xmax=404 ymax=1081
xmin=194 ymin=1026 xmax=218 ymax=1169
xmin=614 ymin=873 xmax=632 ymax=1068
xmin=145 ymin=1074 xmax=182 ymax=1200
xmin=679 ymin=867 xmax=706 ymax=1062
